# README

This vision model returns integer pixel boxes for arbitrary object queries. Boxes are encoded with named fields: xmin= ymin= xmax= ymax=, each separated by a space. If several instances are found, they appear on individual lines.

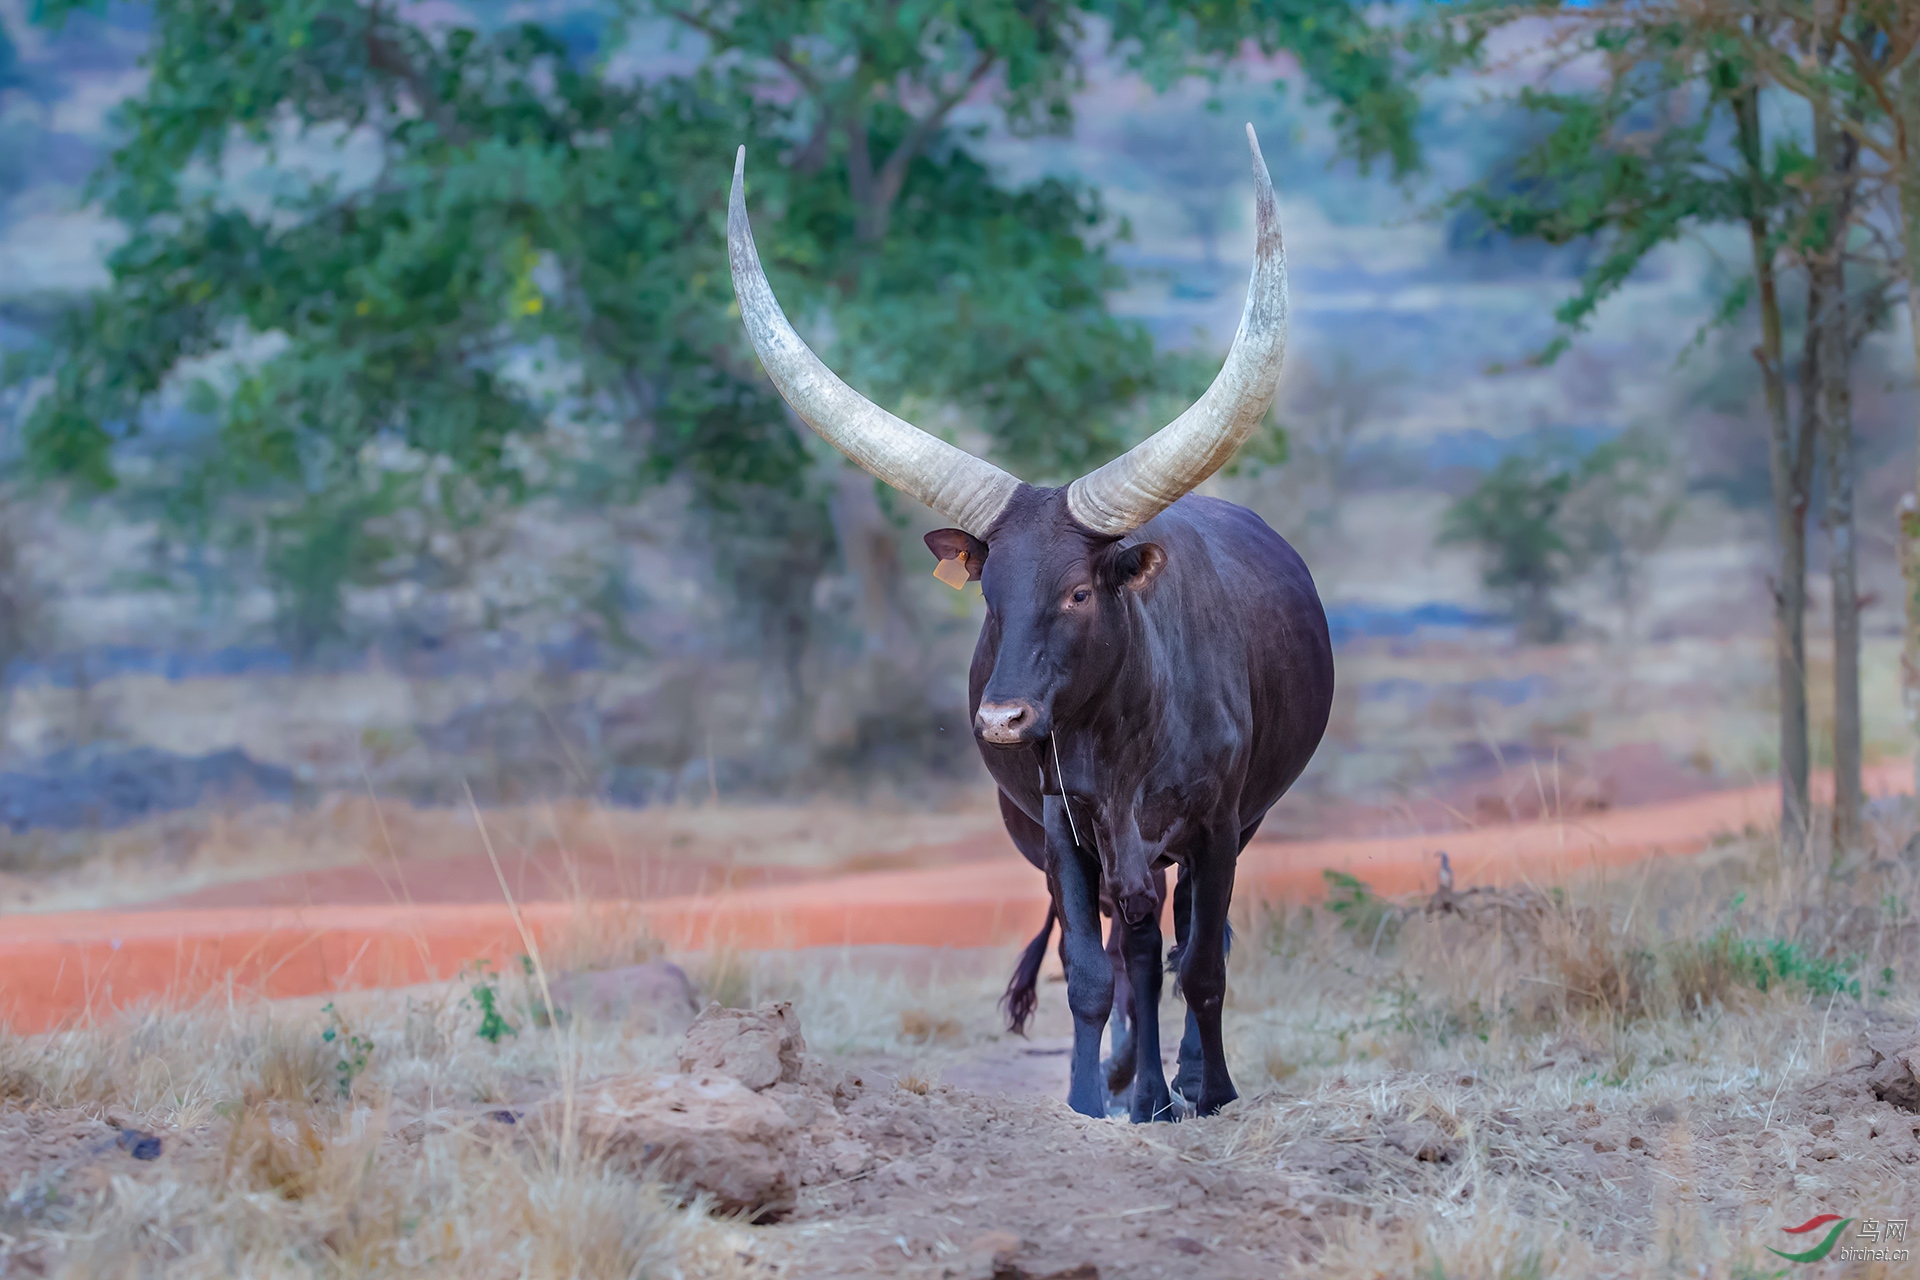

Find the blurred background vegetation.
xmin=0 ymin=0 xmax=1913 ymax=867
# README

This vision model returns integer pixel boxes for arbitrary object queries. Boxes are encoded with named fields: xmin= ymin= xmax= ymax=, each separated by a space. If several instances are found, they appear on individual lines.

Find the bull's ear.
xmin=1115 ymin=543 xmax=1167 ymax=593
xmin=924 ymin=528 xmax=987 ymax=581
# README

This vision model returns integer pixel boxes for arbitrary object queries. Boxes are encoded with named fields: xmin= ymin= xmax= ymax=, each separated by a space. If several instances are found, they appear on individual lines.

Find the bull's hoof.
xmin=1193 ymin=1082 xmax=1238 ymax=1117
xmin=1066 ymin=1081 xmax=1108 ymax=1119
xmin=1170 ymin=1061 xmax=1202 ymax=1105
xmin=1130 ymin=1082 xmax=1178 ymax=1124
xmin=1103 ymin=1052 xmax=1137 ymax=1095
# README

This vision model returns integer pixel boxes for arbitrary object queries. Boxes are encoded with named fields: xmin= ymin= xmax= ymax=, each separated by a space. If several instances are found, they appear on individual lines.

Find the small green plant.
xmin=1667 ymin=929 xmax=1861 ymax=1009
xmin=1322 ymin=870 xmax=1399 ymax=950
xmin=462 ymin=960 xmax=518 ymax=1045
xmin=319 ymin=1002 xmax=374 ymax=1098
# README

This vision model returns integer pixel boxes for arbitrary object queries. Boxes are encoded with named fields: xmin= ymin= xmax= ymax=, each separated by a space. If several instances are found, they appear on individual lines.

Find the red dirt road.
xmin=1 ymin=766 xmax=1908 ymax=1035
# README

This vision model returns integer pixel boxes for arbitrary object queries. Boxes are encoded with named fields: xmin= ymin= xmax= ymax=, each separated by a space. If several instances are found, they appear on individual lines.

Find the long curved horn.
xmin=1066 ymin=124 xmax=1288 ymax=537
xmin=728 ymin=148 xmax=1021 ymax=538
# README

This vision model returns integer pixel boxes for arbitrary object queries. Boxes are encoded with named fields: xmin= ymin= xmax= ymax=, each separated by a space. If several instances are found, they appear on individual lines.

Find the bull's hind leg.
xmin=1102 ymin=916 xmax=1136 ymax=1101
xmin=1046 ymin=796 xmax=1113 ymax=1119
xmin=1169 ymin=869 xmax=1203 ymax=1106
xmin=1170 ymin=869 xmax=1236 ymax=1107
xmin=1178 ymin=834 xmax=1239 ymax=1116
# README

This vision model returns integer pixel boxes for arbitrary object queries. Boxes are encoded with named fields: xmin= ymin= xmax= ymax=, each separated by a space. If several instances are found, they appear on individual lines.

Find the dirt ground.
xmin=4 ymin=815 xmax=1919 ymax=1279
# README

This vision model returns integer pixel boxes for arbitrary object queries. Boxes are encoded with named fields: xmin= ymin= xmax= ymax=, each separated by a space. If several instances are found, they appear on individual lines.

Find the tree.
xmin=1384 ymin=1 xmax=1889 ymax=852
xmin=1744 ymin=0 xmax=1920 ymax=825
xmin=8 ymin=0 xmax=1431 ymax=763
xmin=1439 ymin=442 xmax=1581 ymax=643
xmin=1557 ymin=429 xmax=1683 ymax=643
xmin=1652 ymin=2 xmax=1897 ymax=851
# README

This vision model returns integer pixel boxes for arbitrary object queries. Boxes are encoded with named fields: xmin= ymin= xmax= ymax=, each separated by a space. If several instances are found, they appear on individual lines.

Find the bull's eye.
xmin=1070 ymin=588 xmax=1090 ymax=605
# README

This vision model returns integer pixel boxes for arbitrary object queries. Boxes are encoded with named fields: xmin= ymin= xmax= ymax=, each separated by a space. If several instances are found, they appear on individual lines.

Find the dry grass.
xmin=0 ymin=992 xmax=764 ymax=1278
xmin=0 ymin=916 xmax=1016 ymax=1277
xmin=1205 ymin=802 xmax=1920 ymax=1278
xmin=3 ymin=805 xmax=1918 ymax=1278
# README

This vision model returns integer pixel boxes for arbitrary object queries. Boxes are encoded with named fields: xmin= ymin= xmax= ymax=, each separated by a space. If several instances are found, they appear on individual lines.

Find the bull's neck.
xmin=1049 ymin=592 xmax=1165 ymax=797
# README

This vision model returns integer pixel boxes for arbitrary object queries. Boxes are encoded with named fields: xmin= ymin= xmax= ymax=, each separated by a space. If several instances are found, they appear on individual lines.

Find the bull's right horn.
xmin=728 ymin=148 xmax=1022 ymax=539
xmin=1065 ymin=124 xmax=1289 ymax=537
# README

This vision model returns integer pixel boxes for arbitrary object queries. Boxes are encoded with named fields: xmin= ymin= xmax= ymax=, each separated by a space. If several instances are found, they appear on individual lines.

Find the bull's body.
xmin=727 ymin=125 xmax=1319 ymax=1120
xmin=967 ymin=489 xmax=1333 ymax=1119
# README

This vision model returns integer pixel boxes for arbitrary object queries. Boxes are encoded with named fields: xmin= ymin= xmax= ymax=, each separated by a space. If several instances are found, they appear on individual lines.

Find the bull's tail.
xmin=1167 ymin=920 xmax=1233 ymax=987
xmin=1001 ymin=902 xmax=1057 ymax=1036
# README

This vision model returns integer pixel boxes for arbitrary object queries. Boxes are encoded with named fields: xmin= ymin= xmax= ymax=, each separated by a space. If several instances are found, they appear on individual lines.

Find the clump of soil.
xmin=544 ymin=1001 xmax=1315 ymax=1277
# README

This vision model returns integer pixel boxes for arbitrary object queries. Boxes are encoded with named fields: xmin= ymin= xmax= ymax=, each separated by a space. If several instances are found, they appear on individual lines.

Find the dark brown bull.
xmin=728 ymin=126 xmax=1333 ymax=1120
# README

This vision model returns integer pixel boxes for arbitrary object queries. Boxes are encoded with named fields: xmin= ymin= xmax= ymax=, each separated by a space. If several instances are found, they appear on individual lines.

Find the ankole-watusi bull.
xmin=727 ymin=125 xmax=1333 ymax=1121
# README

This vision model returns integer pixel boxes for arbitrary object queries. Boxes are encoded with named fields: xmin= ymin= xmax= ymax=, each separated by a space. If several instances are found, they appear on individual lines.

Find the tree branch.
xmin=662 ymin=6 xmax=822 ymax=95
xmin=861 ymin=48 xmax=995 ymax=242
xmin=364 ymin=11 xmax=469 ymax=147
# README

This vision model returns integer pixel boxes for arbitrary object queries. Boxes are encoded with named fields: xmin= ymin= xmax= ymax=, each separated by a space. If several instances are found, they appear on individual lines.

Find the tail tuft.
xmin=1000 ymin=903 xmax=1057 ymax=1036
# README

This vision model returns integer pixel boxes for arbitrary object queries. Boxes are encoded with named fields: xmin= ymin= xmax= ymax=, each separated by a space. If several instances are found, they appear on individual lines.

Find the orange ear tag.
xmin=932 ymin=552 xmax=970 ymax=590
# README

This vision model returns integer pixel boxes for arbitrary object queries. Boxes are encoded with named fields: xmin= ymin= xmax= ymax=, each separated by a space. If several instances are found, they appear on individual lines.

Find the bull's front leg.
xmin=1046 ymin=795 xmax=1112 ymax=1119
xmin=1119 ymin=899 xmax=1176 ymax=1123
xmin=1178 ymin=831 xmax=1239 ymax=1115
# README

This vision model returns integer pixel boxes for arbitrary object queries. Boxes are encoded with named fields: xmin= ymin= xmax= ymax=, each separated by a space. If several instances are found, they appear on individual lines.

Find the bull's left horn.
xmin=1066 ymin=124 xmax=1288 ymax=537
xmin=728 ymin=148 xmax=1022 ymax=539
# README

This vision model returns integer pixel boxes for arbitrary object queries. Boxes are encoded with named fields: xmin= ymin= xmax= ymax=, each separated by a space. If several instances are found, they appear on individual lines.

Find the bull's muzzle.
xmin=975 ymin=699 xmax=1040 ymax=746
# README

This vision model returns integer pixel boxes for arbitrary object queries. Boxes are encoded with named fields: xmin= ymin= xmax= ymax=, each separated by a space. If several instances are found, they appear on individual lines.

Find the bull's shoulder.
xmin=1140 ymin=496 xmax=1317 ymax=606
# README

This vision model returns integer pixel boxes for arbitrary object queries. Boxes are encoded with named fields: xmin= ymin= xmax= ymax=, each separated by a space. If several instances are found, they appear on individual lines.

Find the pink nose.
xmin=975 ymin=700 xmax=1035 ymax=744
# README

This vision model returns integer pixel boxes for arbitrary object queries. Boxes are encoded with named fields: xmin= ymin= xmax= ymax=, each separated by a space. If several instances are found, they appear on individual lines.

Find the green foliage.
xmin=462 ymin=967 xmax=518 ymax=1043
xmin=1439 ymin=431 xmax=1678 ymax=643
xmin=1668 ymin=929 xmax=1862 ymax=1004
xmin=1397 ymin=6 xmax=1808 ymax=367
xmin=0 ymin=19 xmax=21 ymax=98
xmin=1438 ymin=442 xmax=1581 ymax=643
xmin=1322 ymin=869 xmax=1400 ymax=949
xmin=8 ymin=0 xmax=1441 ymax=658
xmin=318 ymin=1001 xmax=374 ymax=1096
xmin=1101 ymin=0 xmax=1460 ymax=179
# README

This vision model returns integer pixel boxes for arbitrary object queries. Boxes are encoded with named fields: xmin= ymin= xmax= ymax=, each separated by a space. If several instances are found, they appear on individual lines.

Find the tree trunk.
xmin=827 ymin=464 xmax=918 ymax=672
xmin=1734 ymin=81 xmax=1814 ymax=852
xmin=1898 ymin=63 xmax=1920 ymax=799
xmin=1786 ymin=272 xmax=1822 ymax=856
xmin=1816 ymin=99 xmax=1863 ymax=852
xmin=1899 ymin=492 xmax=1920 ymax=787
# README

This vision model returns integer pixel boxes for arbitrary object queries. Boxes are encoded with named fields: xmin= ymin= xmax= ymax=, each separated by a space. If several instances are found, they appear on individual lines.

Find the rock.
xmin=1382 ymin=1119 xmax=1458 ymax=1163
xmin=1866 ymin=1031 xmax=1920 ymax=1113
xmin=1531 ymin=1033 xmax=1603 ymax=1071
xmin=679 ymin=1002 xmax=808 ymax=1091
xmin=115 ymin=1129 xmax=161 ymax=1160
xmin=949 ymin=1233 xmax=1100 ymax=1280
xmin=948 ymin=1232 xmax=1023 ymax=1280
xmin=1283 ymin=1137 xmax=1371 ymax=1191
xmin=553 ymin=962 xmax=700 ymax=1033
xmin=560 ymin=1073 xmax=799 ymax=1219
xmin=823 ymin=1136 xmax=875 ymax=1179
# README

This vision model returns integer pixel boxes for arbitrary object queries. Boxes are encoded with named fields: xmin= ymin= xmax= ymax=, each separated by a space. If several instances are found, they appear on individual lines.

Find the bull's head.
xmin=727 ymin=124 xmax=1287 ymax=751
